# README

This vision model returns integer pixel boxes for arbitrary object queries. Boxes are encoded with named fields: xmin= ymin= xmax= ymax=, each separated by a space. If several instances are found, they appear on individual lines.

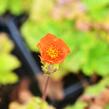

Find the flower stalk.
xmin=42 ymin=75 xmax=50 ymax=100
xmin=37 ymin=33 xmax=70 ymax=101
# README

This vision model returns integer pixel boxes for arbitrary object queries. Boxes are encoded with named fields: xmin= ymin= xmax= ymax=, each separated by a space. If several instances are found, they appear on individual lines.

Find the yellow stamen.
xmin=47 ymin=47 xmax=58 ymax=58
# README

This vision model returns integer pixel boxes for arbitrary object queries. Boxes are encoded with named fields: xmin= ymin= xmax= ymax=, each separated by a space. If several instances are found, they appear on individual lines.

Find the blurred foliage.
xmin=0 ymin=0 xmax=32 ymax=15
xmin=65 ymin=101 xmax=87 ymax=109
xmin=26 ymin=97 xmax=55 ymax=109
xmin=0 ymin=0 xmax=109 ymax=79
xmin=0 ymin=0 xmax=109 ymax=108
xmin=9 ymin=97 xmax=55 ymax=109
xmin=85 ymin=78 xmax=109 ymax=96
xmin=21 ymin=0 xmax=109 ymax=79
xmin=0 ymin=33 xmax=20 ymax=84
xmin=0 ymin=0 xmax=109 ymax=78
xmin=65 ymin=77 xmax=109 ymax=109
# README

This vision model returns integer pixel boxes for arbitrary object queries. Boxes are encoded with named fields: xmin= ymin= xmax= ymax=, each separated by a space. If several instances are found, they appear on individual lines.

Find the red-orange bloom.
xmin=37 ymin=33 xmax=70 ymax=64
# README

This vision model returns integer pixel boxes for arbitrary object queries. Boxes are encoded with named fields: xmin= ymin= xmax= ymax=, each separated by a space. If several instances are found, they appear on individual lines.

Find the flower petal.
xmin=37 ymin=33 xmax=70 ymax=64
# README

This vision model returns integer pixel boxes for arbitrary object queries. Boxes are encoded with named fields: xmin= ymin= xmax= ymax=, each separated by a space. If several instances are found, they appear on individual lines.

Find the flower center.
xmin=46 ymin=47 xmax=59 ymax=58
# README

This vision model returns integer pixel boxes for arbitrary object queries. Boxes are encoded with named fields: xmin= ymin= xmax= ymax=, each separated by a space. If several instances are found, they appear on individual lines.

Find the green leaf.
xmin=83 ymin=0 xmax=109 ymax=11
xmin=26 ymin=97 xmax=55 ymax=109
xmin=0 ymin=34 xmax=14 ymax=53
xmin=29 ymin=0 xmax=54 ymax=21
xmin=83 ymin=40 xmax=109 ymax=76
xmin=0 ymin=54 xmax=20 ymax=72
xmin=0 ymin=72 xmax=18 ymax=84
xmin=89 ymin=7 xmax=109 ymax=22
xmin=85 ymin=78 xmax=109 ymax=96
xmin=9 ymin=0 xmax=24 ymax=15
xmin=0 ymin=0 xmax=8 ymax=15
xmin=65 ymin=101 xmax=87 ymax=109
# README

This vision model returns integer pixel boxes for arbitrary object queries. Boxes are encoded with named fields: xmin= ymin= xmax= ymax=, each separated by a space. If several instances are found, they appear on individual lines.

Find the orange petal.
xmin=37 ymin=33 xmax=57 ymax=49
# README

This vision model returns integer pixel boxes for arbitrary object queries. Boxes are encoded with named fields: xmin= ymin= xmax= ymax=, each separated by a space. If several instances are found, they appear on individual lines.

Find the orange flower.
xmin=37 ymin=33 xmax=70 ymax=64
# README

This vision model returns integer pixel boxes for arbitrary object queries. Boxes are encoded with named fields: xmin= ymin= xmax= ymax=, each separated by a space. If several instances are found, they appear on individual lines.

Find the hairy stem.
xmin=42 ymin=75 xmax=50 ymax=101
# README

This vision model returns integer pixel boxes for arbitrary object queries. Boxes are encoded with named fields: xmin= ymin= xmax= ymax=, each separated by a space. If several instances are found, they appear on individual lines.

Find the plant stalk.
xmin=42 ymin=75 xmax=50 ymax=101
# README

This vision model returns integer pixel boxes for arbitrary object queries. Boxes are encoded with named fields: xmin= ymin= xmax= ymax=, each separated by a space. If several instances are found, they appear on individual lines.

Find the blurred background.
xmin=0 ymin=0 xmax=109 ymax=109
